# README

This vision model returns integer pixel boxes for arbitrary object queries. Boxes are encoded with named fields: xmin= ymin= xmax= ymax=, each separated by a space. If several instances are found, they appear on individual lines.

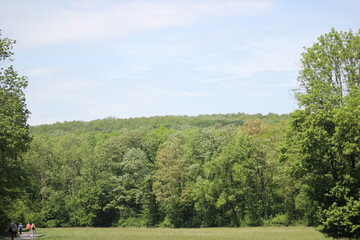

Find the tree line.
xmin=1 ymin=29 xmax=359 ymax=239
xmin=29 ymin=112 xmax=288 ymax=136
xmin=19 ymin=119 xmax=289 ymax=228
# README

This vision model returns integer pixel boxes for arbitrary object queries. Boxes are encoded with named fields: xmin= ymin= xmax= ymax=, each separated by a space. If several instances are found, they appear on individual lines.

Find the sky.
xmin=0 ymin=0 xmax=359 ymax=126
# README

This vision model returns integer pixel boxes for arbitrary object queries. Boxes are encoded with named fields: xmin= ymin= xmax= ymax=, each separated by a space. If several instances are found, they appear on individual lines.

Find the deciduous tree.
xmin=290 ymin=28 xmax=360 ymax=238
xmin=0 ymin=30 xmax=31 ymax=226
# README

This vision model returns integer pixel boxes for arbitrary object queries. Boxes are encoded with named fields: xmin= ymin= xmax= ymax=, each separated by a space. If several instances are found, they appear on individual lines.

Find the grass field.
xmin=37 ymin=226 xmax=329 ymax=240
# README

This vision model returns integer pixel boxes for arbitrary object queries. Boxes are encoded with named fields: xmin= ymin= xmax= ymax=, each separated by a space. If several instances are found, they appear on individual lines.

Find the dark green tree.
xmin=0 ymin=30 xmax=31 ymax=226
xmin=289 ymin=28 xmax=360 ymax=238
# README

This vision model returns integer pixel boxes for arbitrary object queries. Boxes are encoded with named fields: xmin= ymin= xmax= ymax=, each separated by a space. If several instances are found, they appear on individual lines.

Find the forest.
xmin=1 ymin=29 xmax=359 ymax=239
xmin=22 ymin=113 xmax=290 ymax=229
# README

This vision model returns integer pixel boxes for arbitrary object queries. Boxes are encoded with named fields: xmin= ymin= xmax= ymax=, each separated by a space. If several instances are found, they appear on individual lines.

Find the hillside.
xmin=30 ymin=112 xmax=290 ymax=136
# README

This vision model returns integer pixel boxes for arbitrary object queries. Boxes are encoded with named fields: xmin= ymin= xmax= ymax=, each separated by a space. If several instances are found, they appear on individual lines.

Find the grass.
xmin=38 ymin=226 xmax=330 ymax=240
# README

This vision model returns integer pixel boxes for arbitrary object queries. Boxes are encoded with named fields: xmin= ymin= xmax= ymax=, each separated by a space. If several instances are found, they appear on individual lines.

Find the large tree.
xmin=289 ymin=28 xmax=360 ymax=238
xmin=153 ymin=132 xmax=193 ymax=227
xmin=0 ymin=31 xmax=31 ymax=226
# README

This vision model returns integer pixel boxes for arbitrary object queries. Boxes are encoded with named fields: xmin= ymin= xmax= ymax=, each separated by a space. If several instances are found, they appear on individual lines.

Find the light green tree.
xmin=153 ymin=133 xmax=193 ymax=227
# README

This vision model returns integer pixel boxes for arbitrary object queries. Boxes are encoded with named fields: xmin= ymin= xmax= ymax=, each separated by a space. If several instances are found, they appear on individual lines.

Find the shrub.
xmin=265 ymin=214 xmax=289 ymax=226
xmin=318 ymin=198 xmax=360 ymax=239
xmin=117 ymin=217 xmax=147 ymax=227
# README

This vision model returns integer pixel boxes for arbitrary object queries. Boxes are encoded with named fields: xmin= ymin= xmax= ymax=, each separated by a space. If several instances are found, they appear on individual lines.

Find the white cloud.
xmin=196 ymin=76 xmax=239 ymax=84
xmin=2 ymin=0 xmax=274 ymax=47
xmin=25 ymin=67 xmax=58 ymax=78
xmin=124 ymin=85 xmax=205 ymax=100
xmin=28 ymin=77 xmax=99 ymax=104
xmin=198 ymin=32 xmax=305 ymax=79
xmin=173 ymin=91 xmax=205 ymax=97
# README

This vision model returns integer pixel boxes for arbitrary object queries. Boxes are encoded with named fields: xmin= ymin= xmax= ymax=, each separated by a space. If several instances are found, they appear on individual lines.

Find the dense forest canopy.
xmin=1 ymin=29 xmax=359 ymax=239
xmin=21 ymin=115 xmax=290 ymax=229
xmin=29 ymin=112 xmax=289 ymax=135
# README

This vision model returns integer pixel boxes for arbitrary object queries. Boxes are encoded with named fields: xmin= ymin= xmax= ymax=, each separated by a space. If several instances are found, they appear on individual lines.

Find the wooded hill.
xmin=30 ymin=113 xmax=289 ymax=135
xmin=21 ymin=113 xmax=292 ymax=229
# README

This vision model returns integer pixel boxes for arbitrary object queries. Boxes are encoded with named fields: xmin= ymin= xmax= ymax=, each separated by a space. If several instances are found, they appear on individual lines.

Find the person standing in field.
xmin=26 ymin=222 xmax=31 ymax=235
xmin=18 ymin=222 xmax=23 ymax=234
xmin=31 ymin=223 xmax=36 ymax=237
xmin=8 ymin=220 xmax=17 ymax=240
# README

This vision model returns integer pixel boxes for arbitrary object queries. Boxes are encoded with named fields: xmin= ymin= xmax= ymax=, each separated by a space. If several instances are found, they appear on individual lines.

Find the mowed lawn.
xmin=38 ymin=226 xmax=328 ymax=240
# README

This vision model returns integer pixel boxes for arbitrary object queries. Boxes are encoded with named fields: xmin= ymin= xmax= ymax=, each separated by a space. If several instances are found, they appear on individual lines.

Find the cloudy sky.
xmin=0 ymin=0 xmax=359 ymax=125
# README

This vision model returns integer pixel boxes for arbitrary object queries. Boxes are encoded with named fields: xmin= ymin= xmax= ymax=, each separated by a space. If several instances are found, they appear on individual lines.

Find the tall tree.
xmin=153 ymin=133 xmax=193 ymax=227
xmin=190 ymin=126 xmax=238 ymax=227
xmin=0 ymin=30 xmax=31 ymax=226
xmin=289 ymin=28 xmax=360 ymax=238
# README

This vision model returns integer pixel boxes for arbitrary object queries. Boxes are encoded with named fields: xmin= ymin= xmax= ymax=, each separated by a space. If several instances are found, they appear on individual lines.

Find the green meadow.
xmin=38 ymin=226 xmax=328 ymax=240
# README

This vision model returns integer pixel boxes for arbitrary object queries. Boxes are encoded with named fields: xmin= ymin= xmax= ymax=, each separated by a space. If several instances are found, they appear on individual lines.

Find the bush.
xmin=242 ymin=213 xmax=263 ymax=227
xmin=45 ymin=219 xmax=61 ymax=228
xmin=160 ymin=216 xmax=174 ymax=228
xmin=266 ymin=214 xmax=289 ymax=226
xmin=318 ymin=198 xmax=360 ymax=239
xmin=117 ymin=217 xmax=147 ymax=227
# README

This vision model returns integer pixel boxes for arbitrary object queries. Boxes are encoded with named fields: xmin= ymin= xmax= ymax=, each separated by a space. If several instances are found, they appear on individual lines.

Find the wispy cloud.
xmin=5 ymin=0 xmax=357 ymax=125
xmin=198 ymin=33 xmax=305 ymax=79
xmin=25 ymin=67 xmax=59 ymax=78
xmin=3 ymin=0 xmax=274 ymax=47
xmin=173 ymin=91 xmax=205 ymax=97
xmin=125 ymin=85 xmax=205 ymax=100
xmin=27 ymin=77 xmax=100 ymax=104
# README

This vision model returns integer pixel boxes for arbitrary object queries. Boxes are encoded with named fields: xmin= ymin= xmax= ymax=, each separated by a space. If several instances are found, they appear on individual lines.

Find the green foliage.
xmin=287 ymin=28 xmax=360 ymax=238
xmin=153 ymin=132 xmax=193 ymax=227
xmin=0 ymin=30 xmax=31 ymax=228
xmin=29 ymin=113 xmax=289 ymax=136
xmin=318 ymin=197 xmax=360 ymax=239
xmin=18 ymin=116 xmax=292 ymax=229
xmin=6 ymin=27 xmax=359 ymax=239
xmin=265 ymin=214 xmax=289 ymax=226
xmin=296 ymin=28 xmax=360 ymax=110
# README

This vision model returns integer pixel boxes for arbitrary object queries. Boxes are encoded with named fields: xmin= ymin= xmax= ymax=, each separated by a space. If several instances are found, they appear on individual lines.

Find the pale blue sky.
xmin=0 ymin=0 xmax=359 ymax=125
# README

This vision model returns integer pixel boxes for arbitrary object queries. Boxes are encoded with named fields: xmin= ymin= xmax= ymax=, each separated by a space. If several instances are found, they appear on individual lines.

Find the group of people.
xmin=8 ymin=220 xmax=36 ymax=240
